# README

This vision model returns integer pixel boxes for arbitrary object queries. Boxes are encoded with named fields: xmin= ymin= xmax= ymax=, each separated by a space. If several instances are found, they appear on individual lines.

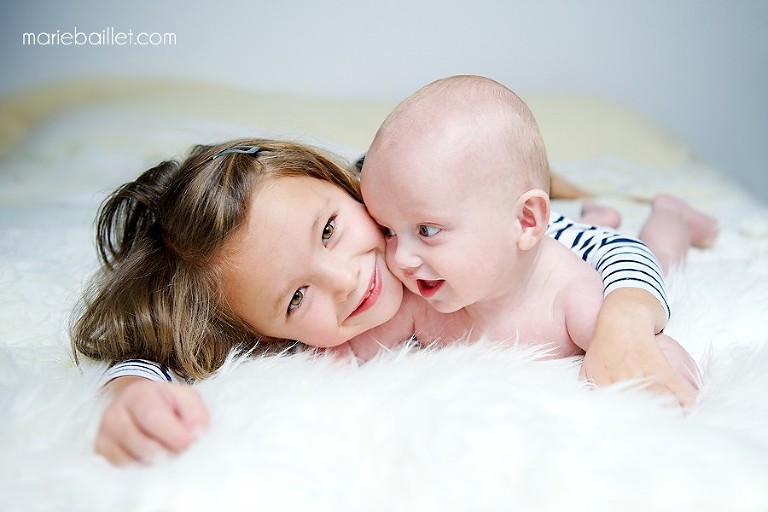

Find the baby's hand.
xmin=95 ymin=376 xmax=209 ymax=465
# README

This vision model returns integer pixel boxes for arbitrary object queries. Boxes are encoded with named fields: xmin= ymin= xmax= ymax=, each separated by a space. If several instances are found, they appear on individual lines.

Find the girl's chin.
xmin=308 ymin=338 xmax=352 ymax=349
xmin=381 ymin=279 xmax=405 ymax=318
xmin=321 ymin=342 xmax=356 ymax=359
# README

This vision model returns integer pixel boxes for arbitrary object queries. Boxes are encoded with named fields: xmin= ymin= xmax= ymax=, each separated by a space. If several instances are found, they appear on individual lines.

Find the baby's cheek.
xmin=384 ymin=250 xmax=407 ymax=285
xmin=383 ymin=240 xmax=397 ymax=269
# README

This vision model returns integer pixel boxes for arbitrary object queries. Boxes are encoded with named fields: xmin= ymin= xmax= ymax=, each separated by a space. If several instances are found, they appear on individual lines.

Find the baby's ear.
xmin=515 ymin=189 xmax=550 ymax=251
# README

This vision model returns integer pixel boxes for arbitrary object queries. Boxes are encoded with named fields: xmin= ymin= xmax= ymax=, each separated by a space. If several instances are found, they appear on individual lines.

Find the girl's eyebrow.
xmin=270 ymin=205 xmax=328 ymax=320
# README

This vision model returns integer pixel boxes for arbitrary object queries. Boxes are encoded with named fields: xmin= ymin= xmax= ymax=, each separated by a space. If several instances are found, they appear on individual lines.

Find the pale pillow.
xmin=524 ymin=94 xmax=691 ymax=166
xmin=0 ymin=80 xmax=691 ymax=167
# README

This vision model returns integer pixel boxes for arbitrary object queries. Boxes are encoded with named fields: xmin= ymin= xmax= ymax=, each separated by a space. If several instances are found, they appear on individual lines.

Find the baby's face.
xmin=220 ymin=176 xmax=404 ymax=348
xmin=361 ymin=139 xmax=523 ymax=314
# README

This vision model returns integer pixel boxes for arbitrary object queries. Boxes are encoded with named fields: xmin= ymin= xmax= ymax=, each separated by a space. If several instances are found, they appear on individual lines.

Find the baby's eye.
xmin=380 ymin=226 xmax=395 ymax=239
xmin=418 ymin=225 xmax=441 ymax=238
xmin=288 ymin=287 xmax=306 ymax=314
xmin=322 ymin=217 xmax=336 ymax=243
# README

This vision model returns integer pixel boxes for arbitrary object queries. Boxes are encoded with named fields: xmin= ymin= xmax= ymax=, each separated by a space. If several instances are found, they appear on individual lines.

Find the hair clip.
xmin=211 ymin=145 xmax=261 ymax=160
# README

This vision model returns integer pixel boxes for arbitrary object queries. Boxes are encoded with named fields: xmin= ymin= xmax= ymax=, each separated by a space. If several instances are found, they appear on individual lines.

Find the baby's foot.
xmin=652 ymin=194 xmax=719 ymax=247
xmin=580 ymin=201 xmax=622 ymax=228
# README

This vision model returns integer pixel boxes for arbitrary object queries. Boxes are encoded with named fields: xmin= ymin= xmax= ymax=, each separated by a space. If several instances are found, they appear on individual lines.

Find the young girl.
xmin=74 ymin=138 xmax=709 ymax=464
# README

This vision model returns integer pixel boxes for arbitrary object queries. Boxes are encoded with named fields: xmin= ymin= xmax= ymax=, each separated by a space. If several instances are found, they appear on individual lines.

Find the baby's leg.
xmin=656 ymin=333 xmax=702 ymax=396
xmin=638 ymin=194 xmax=719 ymax=274
xmin=579 ymin=201 xmax=622 ymax=229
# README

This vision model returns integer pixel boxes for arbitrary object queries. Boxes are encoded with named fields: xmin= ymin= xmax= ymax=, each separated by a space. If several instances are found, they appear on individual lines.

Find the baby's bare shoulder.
xmin=555 ymin=256 xmax=604 ymax=349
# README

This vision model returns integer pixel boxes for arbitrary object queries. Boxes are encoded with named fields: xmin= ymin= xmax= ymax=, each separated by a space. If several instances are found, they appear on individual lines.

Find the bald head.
xmin=367 ymin=75 xmax=550 ymax=193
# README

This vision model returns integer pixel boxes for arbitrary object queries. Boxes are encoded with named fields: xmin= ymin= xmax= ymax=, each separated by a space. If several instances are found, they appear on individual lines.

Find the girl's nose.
xmin=332 ymin=270 xmax=356 ymax=302
xmin=317 ymin=258 xmax=357 ymax=303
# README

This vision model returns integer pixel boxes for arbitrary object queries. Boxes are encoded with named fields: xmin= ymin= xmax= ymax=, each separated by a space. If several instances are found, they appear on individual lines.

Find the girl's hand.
xmin=581 ymin=329 xmax=697 ymax=409
xmin=95 ymin=376 xmax=209 ymax=465
xmin=580 ymin=288 xmax=697 ymax=409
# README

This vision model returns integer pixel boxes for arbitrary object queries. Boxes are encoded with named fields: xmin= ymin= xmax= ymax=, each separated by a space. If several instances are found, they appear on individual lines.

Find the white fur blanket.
xmin=1 ymin=101 xmax=768 ymax=512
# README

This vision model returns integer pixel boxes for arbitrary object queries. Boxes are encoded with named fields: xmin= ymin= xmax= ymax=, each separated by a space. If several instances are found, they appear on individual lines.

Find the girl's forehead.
xmin=222 ymin=178 xmax=329 ymax=316
xmin=254 ymin=176 xmax=336 ymax=206
xmin=250 ymin=177 xmax=335 ymax=224
xmin=244 ymin=176 xmax=360 ymax=250
xmin=225 ymin=177 xmax=326 ymax=252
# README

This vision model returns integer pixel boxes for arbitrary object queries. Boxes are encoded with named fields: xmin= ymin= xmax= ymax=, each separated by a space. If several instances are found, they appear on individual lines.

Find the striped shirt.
xmin=547 ymin=212 xmax=669 ymax=319
xmin=102 ymin=212 xmax=670 ymax=384
xmin=101 ymin=358 xmax=179 ymax=386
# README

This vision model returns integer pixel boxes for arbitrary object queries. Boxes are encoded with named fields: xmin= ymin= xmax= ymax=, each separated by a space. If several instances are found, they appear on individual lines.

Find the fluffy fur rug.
xmin=1 ymin=101 xmax=768 ymax=512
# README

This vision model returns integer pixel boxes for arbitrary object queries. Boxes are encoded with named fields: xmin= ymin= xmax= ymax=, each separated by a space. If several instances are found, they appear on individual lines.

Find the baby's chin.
xmin=428 ymin=300 xmax=465 ymax=314
xmin=420 ymin=292 xmax=468 ymax=314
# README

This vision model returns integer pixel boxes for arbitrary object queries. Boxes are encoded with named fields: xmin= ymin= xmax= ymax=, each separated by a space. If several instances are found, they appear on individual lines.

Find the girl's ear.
xmin=515 ymin=189 xmax=550 ymax=251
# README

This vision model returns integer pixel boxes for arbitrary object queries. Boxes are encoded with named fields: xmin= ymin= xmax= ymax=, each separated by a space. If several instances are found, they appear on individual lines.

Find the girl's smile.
xmin=220 ymin=176 xmax=403 ymax=348
xmin=348 ymin=262 xmax=382 ymax=318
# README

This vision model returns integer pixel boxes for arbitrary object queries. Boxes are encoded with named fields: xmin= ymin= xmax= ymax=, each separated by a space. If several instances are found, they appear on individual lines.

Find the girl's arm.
xmin=96 ymin=365 xmax=208 ymax=465
xmin=547 ymin=213 xmax=696 ymax=407
xmin=547 ymin=213 xmax=669 ymax=321
xmin=100 ymin=359 xmax=180 ymax=386
xmin=581 ymin=288 xmax=696 ymax=408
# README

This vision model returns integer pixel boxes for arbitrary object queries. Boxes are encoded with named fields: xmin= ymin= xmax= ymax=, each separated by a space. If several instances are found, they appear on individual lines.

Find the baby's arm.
xmin=548 ymin=213 xmax=697 ymax=408
xmin=95 ymin=361 xmax=208 ymax=465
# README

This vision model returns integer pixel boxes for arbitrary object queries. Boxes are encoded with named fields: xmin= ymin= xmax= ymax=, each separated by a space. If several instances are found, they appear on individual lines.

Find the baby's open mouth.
xmin=417 ymin=279 xmax=444 ymax=298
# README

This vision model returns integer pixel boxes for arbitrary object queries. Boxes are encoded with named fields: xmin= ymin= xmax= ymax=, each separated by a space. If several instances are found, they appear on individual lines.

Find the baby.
xmin=351 ymin=75 xmax=706 ymax=391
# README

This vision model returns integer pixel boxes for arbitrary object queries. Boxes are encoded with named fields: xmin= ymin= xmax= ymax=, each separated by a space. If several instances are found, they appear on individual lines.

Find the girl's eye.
xmin=418 ymin=225 xmax=441 ymax=238
xmin=322 ymin=217 xmax=336 ymax=243
xmin=288 ymin=287 xmax=306 ymax=314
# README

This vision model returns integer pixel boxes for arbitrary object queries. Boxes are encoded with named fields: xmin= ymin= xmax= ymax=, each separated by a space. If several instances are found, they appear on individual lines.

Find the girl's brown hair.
xmin=71 ymin=138 xmax=362 ymax=380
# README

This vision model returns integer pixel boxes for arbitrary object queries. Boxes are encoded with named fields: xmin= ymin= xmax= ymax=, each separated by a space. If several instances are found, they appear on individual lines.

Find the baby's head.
xmin=361 ymin=75 xmax=551 ymax=313
xmin=73 ymin=138 xmax=401 ymax=379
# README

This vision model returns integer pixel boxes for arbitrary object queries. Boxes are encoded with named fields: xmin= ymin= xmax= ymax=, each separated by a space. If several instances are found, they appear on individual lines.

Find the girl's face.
xmin=221 ymin=176 xmax=404 ymax=348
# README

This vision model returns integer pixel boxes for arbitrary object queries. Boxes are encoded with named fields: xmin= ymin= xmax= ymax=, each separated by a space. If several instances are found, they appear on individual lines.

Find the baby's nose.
xmin=392 ymin=239 xmax=421 ymax=271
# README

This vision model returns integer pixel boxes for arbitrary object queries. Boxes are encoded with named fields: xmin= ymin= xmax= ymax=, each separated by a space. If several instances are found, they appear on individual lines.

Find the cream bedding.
xmin=1 ymin=80 xmax=767 ymax=512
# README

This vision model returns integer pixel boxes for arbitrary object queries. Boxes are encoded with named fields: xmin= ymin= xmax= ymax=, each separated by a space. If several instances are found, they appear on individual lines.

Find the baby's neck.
xmin=460 ymin=238 xmax=564 ymax=330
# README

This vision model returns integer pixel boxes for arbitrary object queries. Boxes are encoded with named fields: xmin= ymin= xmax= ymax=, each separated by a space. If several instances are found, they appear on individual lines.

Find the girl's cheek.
xmin=384 ymin=241 xmax=397 ymax=269
xmin=303 ymin=304 xmax=345 ymax=348
xmin=362 ymin=211 xmax=386 ymax=243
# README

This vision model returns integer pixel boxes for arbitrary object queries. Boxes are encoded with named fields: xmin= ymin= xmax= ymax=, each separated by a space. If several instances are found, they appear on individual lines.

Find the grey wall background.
xmin=2 ymin=0 xmax=766 ymax=202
